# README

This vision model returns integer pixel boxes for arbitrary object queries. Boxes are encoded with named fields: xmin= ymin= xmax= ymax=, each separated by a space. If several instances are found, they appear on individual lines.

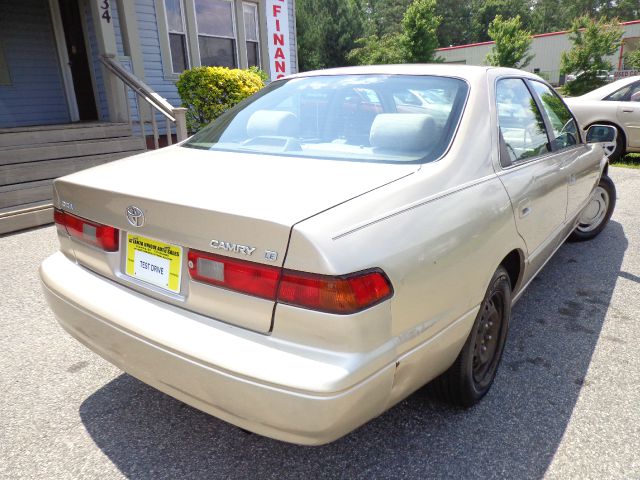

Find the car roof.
xmin=285 ymin=64 xmax=541 ymax=82
xmin=579 ymin=75 xmax=640 ymax=100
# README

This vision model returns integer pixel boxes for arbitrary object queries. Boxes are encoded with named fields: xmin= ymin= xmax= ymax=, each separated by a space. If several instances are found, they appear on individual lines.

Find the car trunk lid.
xmin=53 ymin=146 xmax=416 ymax=332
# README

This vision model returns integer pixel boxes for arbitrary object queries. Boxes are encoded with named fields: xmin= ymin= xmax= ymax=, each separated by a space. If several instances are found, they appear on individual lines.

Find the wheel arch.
xmin=499 ymin=248 xmax=525 ymax=295
xmin=586 ymin=120 xmax=627 ymax=151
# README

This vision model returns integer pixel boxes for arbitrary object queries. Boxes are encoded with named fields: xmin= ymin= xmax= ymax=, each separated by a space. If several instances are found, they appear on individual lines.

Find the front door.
xmin=528 ymin=80 xmax=601 ymax=219
xmin=58 ymin=0 xmax=98 ymax=121
xmin=494 ymin=77 xmax=568 ymax=264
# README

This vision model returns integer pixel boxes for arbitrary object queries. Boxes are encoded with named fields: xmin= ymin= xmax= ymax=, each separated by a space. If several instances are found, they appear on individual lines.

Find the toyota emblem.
xmin=126 ymin=206 xmax=145 ymax=227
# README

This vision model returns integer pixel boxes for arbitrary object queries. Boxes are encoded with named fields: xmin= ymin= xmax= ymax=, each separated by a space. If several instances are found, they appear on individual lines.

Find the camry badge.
xmin=210 ymin=239 xmax=256 ymax=256
xmin=126 ymin=206 xmax=145 ymax=227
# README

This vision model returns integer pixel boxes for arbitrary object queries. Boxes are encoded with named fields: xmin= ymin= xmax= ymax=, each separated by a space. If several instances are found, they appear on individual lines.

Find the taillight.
xmin=188 ymin=249 xmax=280 ymax=300
xmin=278 ymin=269 xmax=392 ymax=314
xmin=188 ymin=247 xmax=393 ymax=314
xmin=53 ymin=208 xmax=119 ymax=252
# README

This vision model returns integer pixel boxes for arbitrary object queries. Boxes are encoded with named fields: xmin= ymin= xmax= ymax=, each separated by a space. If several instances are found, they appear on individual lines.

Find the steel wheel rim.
xmin=577 ymin=186 xmax=609 ymax=233
xmin=603 ymin=141 xmax=617 ymax=158
xmin=472 ymin=293 xmax=504 ymax=388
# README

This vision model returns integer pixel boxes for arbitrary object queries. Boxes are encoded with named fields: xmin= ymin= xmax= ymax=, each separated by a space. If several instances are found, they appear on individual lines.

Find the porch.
xmin=0 ymin=0 xmax=188 ymax=234
xmin=0 ymin=122 xmax=146 ymax=234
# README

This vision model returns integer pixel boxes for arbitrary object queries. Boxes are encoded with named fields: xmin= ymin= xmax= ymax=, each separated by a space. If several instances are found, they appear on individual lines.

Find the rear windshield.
xmin=183 ymin=75 xmax=469 ymax=164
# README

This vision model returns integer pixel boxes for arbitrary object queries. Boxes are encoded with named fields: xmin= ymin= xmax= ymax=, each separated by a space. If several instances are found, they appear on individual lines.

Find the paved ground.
xmin=1 ymin=167 xmax=639 ymax=480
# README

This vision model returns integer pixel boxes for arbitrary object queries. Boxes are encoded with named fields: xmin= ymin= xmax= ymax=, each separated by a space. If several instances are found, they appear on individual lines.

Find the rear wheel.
xmin=568 ymin=174 xmax=616 ymax=242
xmin=431 ymin=266 xmax=511 ymax=407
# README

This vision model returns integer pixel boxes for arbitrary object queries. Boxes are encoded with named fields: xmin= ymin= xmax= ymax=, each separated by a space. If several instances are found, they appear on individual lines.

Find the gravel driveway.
xmin=1 ymin=167 xmax=639 ymax=480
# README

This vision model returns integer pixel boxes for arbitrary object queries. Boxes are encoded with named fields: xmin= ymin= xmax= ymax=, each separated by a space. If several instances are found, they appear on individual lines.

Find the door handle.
xmin=622 ymin=108 xmax=634 ymax=113
xmin=518 ymin=199 xmax=532 ymax=218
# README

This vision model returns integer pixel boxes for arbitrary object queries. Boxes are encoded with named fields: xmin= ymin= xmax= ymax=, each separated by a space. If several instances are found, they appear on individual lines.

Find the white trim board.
xmin=49 ymin=0 xmax=80 ymax=122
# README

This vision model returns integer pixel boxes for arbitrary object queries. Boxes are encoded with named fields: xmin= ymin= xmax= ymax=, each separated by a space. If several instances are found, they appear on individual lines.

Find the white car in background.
xmin=565 ymin=75 xmax=640 ymax=162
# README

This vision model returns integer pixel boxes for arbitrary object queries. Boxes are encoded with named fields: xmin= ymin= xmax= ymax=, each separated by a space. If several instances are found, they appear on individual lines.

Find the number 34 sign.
xmin=100 ymin=0 xmax=111 ymax=23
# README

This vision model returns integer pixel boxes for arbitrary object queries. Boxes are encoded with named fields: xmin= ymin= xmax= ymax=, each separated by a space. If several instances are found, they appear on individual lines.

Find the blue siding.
xmin=136 ymin=0 xmax=181 ymax=107
xmin=133 ymin=0 xmax=298 ymax=103
xmin=91 ymin=0 xmax=299 ymax=133
xmin=0 ymin=0 xmax=70 ymax=128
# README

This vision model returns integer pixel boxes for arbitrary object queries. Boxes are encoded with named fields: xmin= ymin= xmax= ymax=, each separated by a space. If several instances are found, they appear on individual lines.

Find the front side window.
xmin=243 ymin=3 xmax=260 ymax=68
xmin=195 ymin=0 xmax=237 ymax=68
xmin=530 ymin=81 xmax=579 ymax=150
xmin=496 ymin=78 xmax=550 ymax=164
xmin=184 ymin=75 xmax=469 ymax=164
xmin=164 ymin=0 xmax=188 ymax=73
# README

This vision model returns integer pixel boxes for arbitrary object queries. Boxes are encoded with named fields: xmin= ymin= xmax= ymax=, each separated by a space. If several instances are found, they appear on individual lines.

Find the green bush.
xmin=248 ymin=65 xmax=269 ymax=83
xmin=176 ymin=66 xmax=264 ymax=133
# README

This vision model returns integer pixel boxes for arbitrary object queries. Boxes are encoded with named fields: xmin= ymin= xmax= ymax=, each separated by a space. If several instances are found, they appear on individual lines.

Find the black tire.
xmin=430 ymin=266 xmax=511 ymax=408
xmin=568 ymin=174 xmax=616 ymax=242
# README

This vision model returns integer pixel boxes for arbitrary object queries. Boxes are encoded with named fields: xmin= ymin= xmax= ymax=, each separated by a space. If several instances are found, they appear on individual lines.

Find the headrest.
xmin=370 ymin=114 xmax=436 ymax=151
xmin=630 ymin=90 xmax=640 ymax=102
xmin=246 ymin=110 xmax=298 ymax=137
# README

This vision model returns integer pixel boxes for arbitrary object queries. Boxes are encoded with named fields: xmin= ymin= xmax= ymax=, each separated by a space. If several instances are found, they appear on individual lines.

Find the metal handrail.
xmin=100 ymin=54 xmax=188 ymax=148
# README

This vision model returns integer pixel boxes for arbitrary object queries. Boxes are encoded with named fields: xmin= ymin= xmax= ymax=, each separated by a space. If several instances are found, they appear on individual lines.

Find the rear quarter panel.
xmin=282 ymin=170 xmax=521 ymax=358
xmin=279 ymin=74 xmax=526 ymax=364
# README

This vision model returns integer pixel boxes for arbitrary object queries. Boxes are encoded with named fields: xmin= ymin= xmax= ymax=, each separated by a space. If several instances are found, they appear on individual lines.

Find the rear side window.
xmin=496 ymin=78 xmax=550 ymax=164
xmin=530 ymin=81 xmax=579 ymax=150
xmin=604 ymin=81 xmax=640 ymax=102
xmin=183 ymin=74 xmax=469 ymax=164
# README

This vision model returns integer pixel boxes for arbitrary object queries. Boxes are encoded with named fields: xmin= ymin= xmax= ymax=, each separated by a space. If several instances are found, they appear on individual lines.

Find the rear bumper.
xmin=40 ymin=252 xmax=395 ymax=445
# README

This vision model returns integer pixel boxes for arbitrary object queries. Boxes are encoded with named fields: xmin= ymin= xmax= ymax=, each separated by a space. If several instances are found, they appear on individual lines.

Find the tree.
xmin=349 ymin=0 xmax=442 ymax=65
xmin=530 ymin=0 xmax=570 ymax=34
xmin=612 ymin=0 xmax=640 ymax=21
xmin=470 ymin=0 xmax=532 ymax=42
xmin=624 ymin=49 xmax=640 ymax=70
xmin=560 ymin=16 xmax=623 ymax=95
xmin=347 ymin=34 xmax=406 ymax=65
xmin=364 ymin=0 xmax=413 ymax=37
xmin=401 ymin=0 xmax=442 ymax=62
xmin=486 ymin=15 xmax=534 ymax=69
xmin=435 ymin=0 xmax=472 ymax=47
xmin=296 ymin=0 xmax=365 ymax=71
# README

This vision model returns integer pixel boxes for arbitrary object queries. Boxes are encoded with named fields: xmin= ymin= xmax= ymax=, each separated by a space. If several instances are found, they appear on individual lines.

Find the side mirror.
xmin=586 ymin=124 xmax=617 ymax=143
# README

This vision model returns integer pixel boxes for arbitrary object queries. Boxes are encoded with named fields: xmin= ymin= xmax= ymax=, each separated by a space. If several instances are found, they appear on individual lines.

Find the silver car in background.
xmin=40 ymin=65 xmax=616 ymax=445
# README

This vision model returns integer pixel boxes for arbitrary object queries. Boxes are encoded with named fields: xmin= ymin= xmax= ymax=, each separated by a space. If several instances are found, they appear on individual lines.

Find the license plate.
xmin=125 ymin=234 xmax=182 ymax=293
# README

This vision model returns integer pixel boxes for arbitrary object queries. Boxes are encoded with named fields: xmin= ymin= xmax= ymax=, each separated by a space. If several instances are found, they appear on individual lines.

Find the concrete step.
xmin=0 ymin=136 xmax=145 ymax=165
xmin=0 ymin=179 xmax=53 ymax=210
xmin=0 ymin=122 xmax=148 ymax=234
xmin=0 ymin=150 xmax=145 ymax=186
xmin=0 ymin=201 xmax=52 ymax=235
xmin=0 ymin=122 xmax=132 ymax=148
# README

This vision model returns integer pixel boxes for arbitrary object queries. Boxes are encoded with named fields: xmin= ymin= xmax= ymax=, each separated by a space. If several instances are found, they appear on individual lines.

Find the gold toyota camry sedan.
xmin=40 ymin=65 xmax=617 ymax=445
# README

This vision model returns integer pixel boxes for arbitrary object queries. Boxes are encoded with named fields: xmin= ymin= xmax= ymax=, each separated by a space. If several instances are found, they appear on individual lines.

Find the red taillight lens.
xmin=53 ymin=208 xmax=119 ymax=252
xmin=278 ymin=269 xmax=392 ymax=314
xmin=187 ymin=248 xmax=393 ymax=314
xmin=188 ymin=249 xmax=281 ymax=300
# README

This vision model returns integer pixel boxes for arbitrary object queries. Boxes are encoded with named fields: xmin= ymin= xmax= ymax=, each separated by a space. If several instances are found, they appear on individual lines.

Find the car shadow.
xmin=79 ymin=221 xmax=628 ymax=480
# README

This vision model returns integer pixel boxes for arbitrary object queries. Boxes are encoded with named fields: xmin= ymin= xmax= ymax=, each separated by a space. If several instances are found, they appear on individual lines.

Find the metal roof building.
xmin=437 ymin=19 xmax=640 ymax=85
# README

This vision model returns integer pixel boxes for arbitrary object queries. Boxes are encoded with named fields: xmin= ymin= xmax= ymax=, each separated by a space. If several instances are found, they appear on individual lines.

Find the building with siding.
xmin=437 ymin=20 xmax=640 ymax=86
xmin=0 ymin=0 xmax=298 ymax=233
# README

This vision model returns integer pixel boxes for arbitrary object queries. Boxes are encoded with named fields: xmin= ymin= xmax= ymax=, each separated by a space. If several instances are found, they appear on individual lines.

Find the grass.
xmin=612 ymin=153 xmax=640 ymax=169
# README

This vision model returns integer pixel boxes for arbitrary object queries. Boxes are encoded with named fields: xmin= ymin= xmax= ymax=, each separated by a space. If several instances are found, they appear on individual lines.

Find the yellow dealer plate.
xmin=125 ymin=234 xmax=182 ymax=293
